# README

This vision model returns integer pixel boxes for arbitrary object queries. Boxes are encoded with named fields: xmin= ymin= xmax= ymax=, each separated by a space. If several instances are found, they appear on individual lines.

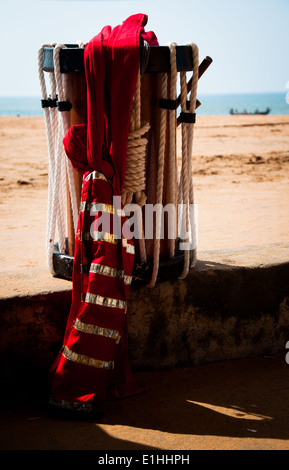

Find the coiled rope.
xmin=122 ymin=72 xmax=150 ymax=206
xmin=122 ymin=71 xmax=150 ymax=264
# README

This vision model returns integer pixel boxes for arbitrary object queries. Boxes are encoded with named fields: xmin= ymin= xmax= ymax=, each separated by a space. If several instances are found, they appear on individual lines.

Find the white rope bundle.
xmin=38 ymin=44 xmax=60 ymax=274
xmin=38 ymin=43 xmax=79 ymax=275
xmin=168 ymin=42 xmax=178 ymax=259
xmin=53 ymin=44 xmax=79 ymax=235
xmin=178 ymin=42 xmax=199 ymax=280
xmin=147 ymin=42 xmax=199 ymax=287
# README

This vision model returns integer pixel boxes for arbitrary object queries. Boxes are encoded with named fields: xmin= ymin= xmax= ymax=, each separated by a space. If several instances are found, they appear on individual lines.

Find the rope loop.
xmin=123 ymin=121 xmax=150 ymax=196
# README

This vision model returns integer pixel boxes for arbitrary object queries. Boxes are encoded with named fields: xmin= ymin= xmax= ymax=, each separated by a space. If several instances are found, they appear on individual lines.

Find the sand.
xmin=0 ymin=114 xmax=288 ymax=274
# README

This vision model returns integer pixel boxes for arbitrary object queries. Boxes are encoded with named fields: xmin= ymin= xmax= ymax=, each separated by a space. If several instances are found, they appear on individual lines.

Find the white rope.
xmin=38 ymin=44 xmax=58 ymax=274
xmin=147 ymin=71 xmax=168 ymax=288
xmin=45 ymin=44 xmax=69 ymax=265
xmin=48 ymin=56 xmax=66 ymax=256
xmin=53 ymin=44 xmax=79 ymax=236
xmin=39 ymin=43 xmax=80 ymax=275
xmin=188 ymin=43 xmax=199 ymax=270
xmin=178 ymin=42 xmax=199 ymax=279
xmin=168 ymin=42 xmax=178 ymax=259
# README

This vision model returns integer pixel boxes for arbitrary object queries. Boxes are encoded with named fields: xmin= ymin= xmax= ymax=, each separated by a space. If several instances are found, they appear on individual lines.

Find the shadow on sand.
xmin=1 ymin=352 xmax=289 ymax=450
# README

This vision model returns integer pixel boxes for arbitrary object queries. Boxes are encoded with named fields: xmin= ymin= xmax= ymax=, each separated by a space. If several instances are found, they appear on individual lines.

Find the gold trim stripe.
xmin=49 ymin=397 xmax=93 ymax=413
xmin=79 ymin=231 xmax=135 ymax=255
xmin=84 ymin=292 xmax=127 ymax=310
xmin=74 ymin=318 xmax=121 ymax=343
xmin=89 ymin=263 xmax=132 ymax=285
xmin=79 ymin=202 xmax=125 ymax=217
xmin=62 ymin=345 xmax=114 ymax=370
xmin=85 ymin=171 xmax=108 ymax=182
xmin=85 ymin=231 xmax=117 ymax=244
xmin=122 ymin=238 xmax=135 ymax=255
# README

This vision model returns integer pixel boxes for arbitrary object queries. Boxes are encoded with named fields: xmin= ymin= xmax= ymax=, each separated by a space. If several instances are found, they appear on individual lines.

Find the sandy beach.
xmin=0 ymin=114 xmax=288 ymax=274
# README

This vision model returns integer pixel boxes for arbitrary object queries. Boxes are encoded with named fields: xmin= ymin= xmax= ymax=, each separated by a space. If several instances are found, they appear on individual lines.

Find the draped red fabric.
xmin=63 ymin=14 xmax=158 ymax=193
xmin=48 ymin=14 xmax=158 ymax=417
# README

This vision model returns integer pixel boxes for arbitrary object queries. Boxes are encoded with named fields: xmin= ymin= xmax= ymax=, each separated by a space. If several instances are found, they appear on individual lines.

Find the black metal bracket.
xmin=52 ymin=238 xmax=196 ymax=285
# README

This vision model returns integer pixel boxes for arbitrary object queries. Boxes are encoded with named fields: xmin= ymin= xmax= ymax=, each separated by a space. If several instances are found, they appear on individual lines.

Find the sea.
xmin=0 ymin=92 xmax=288 ymax=117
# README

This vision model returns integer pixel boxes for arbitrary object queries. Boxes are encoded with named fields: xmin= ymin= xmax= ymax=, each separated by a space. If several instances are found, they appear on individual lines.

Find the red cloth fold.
xmin=63 ymin=13 xmax=158 ymax=194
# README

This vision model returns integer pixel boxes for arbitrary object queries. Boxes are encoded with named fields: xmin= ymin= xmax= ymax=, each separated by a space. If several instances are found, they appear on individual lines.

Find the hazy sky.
xmin=0 ymin=0 xmax=288 ymax=96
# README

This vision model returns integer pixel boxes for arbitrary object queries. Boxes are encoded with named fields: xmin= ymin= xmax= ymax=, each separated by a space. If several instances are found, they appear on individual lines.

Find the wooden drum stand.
xmin=39 ymin=42 xmax=212 ymax=286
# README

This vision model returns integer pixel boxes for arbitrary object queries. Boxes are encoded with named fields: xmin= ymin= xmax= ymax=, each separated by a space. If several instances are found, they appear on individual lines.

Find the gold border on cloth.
xmin=122 ymin=238 xmax=135 ymax=255
xmin=79 ymin=201 xmax=125 ymax=217
xmin=84 ymin=171 xmax=108 ymax=182
xmin=62 ymin=345 xmax=114 ymax=370
xmin=89 ymin=263 xmax=132 ymax=285
xmin=73 ymin=318 xmax=121 ymax=343
xmin=49 ymin=397 xmax=93 ymax=413
xmin=79 ymin=231 xmax=135 ymax=255
xmin=83 ymin=292 xmax=127 ymax=310
xmin=84 ymin=231 xmax=117 ymax=244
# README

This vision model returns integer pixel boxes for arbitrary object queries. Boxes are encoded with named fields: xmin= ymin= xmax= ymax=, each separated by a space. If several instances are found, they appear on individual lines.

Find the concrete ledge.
xmin=1 ymin=243 xmax=289 ymax=377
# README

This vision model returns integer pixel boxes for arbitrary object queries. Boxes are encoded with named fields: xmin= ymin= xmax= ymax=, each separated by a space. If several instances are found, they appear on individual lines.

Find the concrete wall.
xmin=1 ymin=248 xmax=289 ymax=378
xmin=128 ymin=261 xmax=289 ymax=369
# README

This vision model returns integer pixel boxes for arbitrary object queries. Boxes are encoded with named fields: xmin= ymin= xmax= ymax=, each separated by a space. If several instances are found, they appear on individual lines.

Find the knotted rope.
xmin=122 ymin=72 xmax=150 ymax=263
xmin=122 ymin=73 xmax=150 ymax=207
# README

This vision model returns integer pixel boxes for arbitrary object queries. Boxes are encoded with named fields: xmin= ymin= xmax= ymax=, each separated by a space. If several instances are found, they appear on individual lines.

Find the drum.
xmin=39 ymin=42 xmax=212 ymax=285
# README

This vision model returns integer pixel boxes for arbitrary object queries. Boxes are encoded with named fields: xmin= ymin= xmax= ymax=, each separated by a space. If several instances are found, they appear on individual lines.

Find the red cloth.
xmin=63 ymin=14 xmax=158 ymax=194
xmin=49 ymin=14 xmax=158 ymax=415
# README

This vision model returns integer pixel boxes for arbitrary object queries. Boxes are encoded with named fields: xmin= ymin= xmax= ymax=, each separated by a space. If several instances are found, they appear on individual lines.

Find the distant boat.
xmin=229 ymin=107 xmax=271 ymax=115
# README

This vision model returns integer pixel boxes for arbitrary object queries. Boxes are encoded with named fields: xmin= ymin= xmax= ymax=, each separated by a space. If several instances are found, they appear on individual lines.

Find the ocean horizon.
xmin=0 ymin=92 xmax=288 ymax=117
